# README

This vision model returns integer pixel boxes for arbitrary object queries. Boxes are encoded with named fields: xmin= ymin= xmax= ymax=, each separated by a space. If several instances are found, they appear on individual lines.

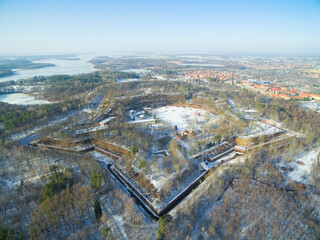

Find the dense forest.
xmin=0 ymin=145 xmax=155 ymax=239
xmin=230 ymin=89 xmax=320 ymax=143
xmin=0 ymin=99 xmax=81 ymax=136
xmin=37 ymin=72 xmax=138 ymax=100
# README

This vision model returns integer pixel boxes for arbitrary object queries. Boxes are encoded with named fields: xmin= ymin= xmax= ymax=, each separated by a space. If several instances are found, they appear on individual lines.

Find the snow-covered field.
xmin=299 ymin=101 xmax=319 ymax=111
xmin=151 ymin=106 xmax=215 ymax=130
xmin=120 ymin=69 xmax=149 ymax=74
xmin=0 ymin=178 xmax=19 ymax=191
xmin=82 ymin=108 xmax=92 ymax=113
xmin=148 ymin=174 xmax=166 ymax=191
xmin=283 ymin=149 xmax=319 ymax=184
xmin=0 ymin=93 xmax=51 ymax=105
xmin=117 ymin=78 xmax=140 ymax=83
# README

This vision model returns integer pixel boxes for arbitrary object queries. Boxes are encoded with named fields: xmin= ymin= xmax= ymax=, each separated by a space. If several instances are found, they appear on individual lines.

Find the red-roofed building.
xmin=310 ymin=94 xmax=320 ymax=100
xmin=279 ymin=94 xmax=291 ymax=100
xmin=270 ymin=93 xmax=282 ymax=99
xmin=257 ymin=86 xmax=268 ymax=90
xmin=288 ymin=90 xmax=299 ymax=94
xmin=300 ymin=93 xmax=310 ymax=98
xmin=292 ymin=96 xmax=304 ymax=99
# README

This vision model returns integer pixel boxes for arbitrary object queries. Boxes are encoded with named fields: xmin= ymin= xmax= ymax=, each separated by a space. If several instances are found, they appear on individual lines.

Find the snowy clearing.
xmin=120 ymin=69 xmax=149 ymax=74
xmin=117 ymin=78 xmax=140 ymax=83
xmin=0 ymin=93 xmax=51 ymax=105
xmin=82 ymin=108 xmax=92 ymax=113
xmin=284 ymin=149 xmax=319 ymax=184
xmin=0 ymin=178 xmax=19 ymax=191
xmin=243 ymin=121 xmax=283 ymax=139
xmin=151 ymin=106 xmax=215 ymax=131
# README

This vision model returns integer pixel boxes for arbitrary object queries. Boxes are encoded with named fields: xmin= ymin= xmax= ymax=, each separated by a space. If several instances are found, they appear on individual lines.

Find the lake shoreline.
xmin=0 ymin=54 xmax=97 ymax=83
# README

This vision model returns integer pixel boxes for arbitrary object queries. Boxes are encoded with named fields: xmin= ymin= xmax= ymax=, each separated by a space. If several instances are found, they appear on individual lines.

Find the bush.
xmin=138 ymin=157 xmax=147 ymax=169
xmin=90 ymin=170 xmax=105 ymax=192
xmin=94 ymin=199 xmax=102 ymax=220
xmin=157 ymin=214 xmax=173 ymax=239
xmin=101 ymin=227 xmax=111 ymax=237
xmin=39 ymin=170 xmax=74 ymax=203
xmin=49 ymin=165 xmax=58 ymax=172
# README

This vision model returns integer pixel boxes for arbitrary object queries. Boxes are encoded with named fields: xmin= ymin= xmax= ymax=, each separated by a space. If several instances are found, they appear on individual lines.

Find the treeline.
xmin=0 ymin=110 xmax=35 ymax=131
xmin=257 ymin=99 xmax=320 ymax=143
xmin=1 ymin=71 xmax=139 ymax=101
xmin=104 ymin=79 xmax=196 ymax=100
xmin=0 ymin=99 xmax=81 ymax=135
xmin=0 ymin=80 xmax=16 ymax=88
xmin=91 ymin=57 xmax=167 ymax=71
xmin=41 ymin=71 xmax=138 ymax=100
xmin=43 ymin=73 xmax=104 ymax=100
xmin=217 ymin=87 xmax=320 ymax=143
xmin=0 ymin=58 xmax=55 ymax=74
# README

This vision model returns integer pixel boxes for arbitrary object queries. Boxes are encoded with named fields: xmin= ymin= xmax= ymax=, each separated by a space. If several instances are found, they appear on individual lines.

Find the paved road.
xmin=90 ymin=92 xmax=105 ymax=110
xmin=19 ymin=133 xmax=39 ymax=146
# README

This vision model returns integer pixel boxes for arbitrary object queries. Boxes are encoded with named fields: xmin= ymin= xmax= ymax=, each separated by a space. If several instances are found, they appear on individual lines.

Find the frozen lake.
xmin=0 ymin=54 xmax=98 ymax=83
xmin=0 ymin=93 xmax=51 ymax=105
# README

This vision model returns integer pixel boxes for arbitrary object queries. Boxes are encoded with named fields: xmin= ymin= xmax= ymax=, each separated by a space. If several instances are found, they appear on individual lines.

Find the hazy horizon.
xmin=2 ymin=51 xmax=320 ymax=58
xmin=1 ymin=0 xmax=320 ymax=55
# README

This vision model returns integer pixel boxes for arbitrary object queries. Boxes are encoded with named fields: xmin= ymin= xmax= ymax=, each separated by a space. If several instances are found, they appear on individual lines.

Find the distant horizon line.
xmin=1 ymin=50 xmax=320 ymax=58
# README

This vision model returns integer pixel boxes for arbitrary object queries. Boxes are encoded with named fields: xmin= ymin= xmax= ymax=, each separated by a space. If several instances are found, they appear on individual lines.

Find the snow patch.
xmin=117 ymin=78 xmax=139 ymax=83
xmin=285 ymin=149 xmax=319 ymax=184
xmin=0 ymin=93 xmax=51 ymax=105
xmin=151 ymin=106 xmax=215 ymax=131
xmin=277 ymin=148 xmax=319 ymax=184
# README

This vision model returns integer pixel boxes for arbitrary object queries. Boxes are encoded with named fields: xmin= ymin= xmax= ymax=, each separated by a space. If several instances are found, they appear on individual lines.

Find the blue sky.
xmin=0 ymin=0 xmax=319 ymax=54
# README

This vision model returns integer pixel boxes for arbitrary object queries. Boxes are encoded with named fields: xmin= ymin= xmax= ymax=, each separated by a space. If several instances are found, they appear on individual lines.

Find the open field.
xmin=151 ymin=106 xmax=216 ymax=131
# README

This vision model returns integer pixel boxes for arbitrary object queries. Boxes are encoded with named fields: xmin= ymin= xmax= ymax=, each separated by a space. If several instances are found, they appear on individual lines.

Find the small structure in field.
xmin=173 ymin=132 xmax=186 ymax=140
xmin=234 ymin=145 xmax=247 ymax=153
xmin=99 ymin=116 xmax=115 ymax=126
xmin=173 ymin=129 xmax=194 ymax=140
xmin=128 ymin=118 xmax=156 ymax=126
